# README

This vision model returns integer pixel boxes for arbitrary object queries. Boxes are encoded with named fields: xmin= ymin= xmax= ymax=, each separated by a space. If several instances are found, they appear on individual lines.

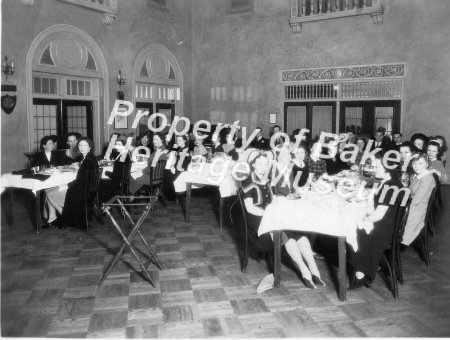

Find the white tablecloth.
xmin=174 ymin=161 xmax=243 ymax=197
xmin=258 ymin=190 xmax=368 ymax=251
xmin=0 ymin=171 xmax=77 ymax=195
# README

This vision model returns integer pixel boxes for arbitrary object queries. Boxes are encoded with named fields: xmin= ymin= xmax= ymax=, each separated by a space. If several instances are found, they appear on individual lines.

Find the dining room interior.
xmin=1 ymin=0 xmax=450 ymax=338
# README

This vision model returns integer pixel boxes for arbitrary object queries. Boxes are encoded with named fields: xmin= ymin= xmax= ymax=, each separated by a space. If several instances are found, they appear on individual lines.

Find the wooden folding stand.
xmin=99 ymin=196 xmax=163 ymax=287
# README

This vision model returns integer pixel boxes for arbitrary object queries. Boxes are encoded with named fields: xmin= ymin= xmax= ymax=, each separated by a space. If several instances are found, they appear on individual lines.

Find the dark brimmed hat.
xmin=410 ymin=133 xmax=428 ymax=143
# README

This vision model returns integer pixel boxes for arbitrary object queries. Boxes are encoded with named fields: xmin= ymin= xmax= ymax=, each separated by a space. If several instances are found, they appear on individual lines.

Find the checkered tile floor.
xmin=2 ymin=188 xmax=450 ymax=337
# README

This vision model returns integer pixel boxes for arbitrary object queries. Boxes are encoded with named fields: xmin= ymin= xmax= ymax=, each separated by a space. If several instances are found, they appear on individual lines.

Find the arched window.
xmin=26 ymin=25 xmax=108 ymax=152
xmin=131 ymin=43 xmax=183 ymax=135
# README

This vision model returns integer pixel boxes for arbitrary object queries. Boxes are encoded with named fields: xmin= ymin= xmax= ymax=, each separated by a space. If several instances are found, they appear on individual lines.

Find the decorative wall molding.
xmin=57 ymin=0 xmax=118 ymax=25
xmin=289 ymin=0 xmax=383 ymax=33
xmin=281 ymin=63 xmax=406 ymax=83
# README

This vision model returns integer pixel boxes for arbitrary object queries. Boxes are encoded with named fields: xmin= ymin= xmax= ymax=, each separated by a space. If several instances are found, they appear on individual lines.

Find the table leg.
xmin=338 ymin=236 xmax=347 ymax=301
xmin=35 ymin=190 xmax=42 ymax=233
xmin=273 ymin=231 xmax=281 ymax=288
xmin=185 ymin=183 xmax=191 ymax=224
xmin=8 ymin=189 xmax=15 ymax=226
xmin=219 ymin=197 xmax=224 ymax=229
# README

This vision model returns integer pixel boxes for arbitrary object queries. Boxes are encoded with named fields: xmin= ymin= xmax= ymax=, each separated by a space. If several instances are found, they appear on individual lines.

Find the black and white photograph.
xmin=1 ymin=0 xmax=450 ymax=338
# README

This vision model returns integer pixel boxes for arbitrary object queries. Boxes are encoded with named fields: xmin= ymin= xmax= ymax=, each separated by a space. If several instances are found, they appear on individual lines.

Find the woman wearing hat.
xmin=31 ymin=135 xmax=63 ymax=168
xmin=411 ymin=133 xmax=428 ymax=153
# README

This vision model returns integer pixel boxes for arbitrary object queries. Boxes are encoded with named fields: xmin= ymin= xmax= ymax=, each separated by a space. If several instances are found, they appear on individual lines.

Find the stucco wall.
xmin=191 ymin=0 xmax=450 ymax=142
xmin=1 ymin=0 xmax=193 ymax=172
xmin=2 ymin=0 xmax=450 ymax=173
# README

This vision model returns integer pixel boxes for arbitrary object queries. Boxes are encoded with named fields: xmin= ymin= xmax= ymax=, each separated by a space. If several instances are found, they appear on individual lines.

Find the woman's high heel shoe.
xmin=312 ymin=275 xmax=326 ymax=288
xmin=303 ymin=277 xmax=317 ymax=289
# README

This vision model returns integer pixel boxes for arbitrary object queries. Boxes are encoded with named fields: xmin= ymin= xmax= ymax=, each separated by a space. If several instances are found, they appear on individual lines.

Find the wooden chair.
xmin=417 ymin=186 xmax=437 ymax=267
xmin=237 ymin=186 xmax=280 ymax=273
xmin=149 ymin=159 xmax=167 ymax=207
xmin=432 ymin=172 xmax=442 ymax=217
xmin=84 ymin=166 xmax=103 ymax=231
xmin=380 ymin=197 xmax=411 ymax=298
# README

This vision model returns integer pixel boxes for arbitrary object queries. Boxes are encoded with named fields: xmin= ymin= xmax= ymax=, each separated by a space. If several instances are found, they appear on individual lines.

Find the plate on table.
xmin=287 ymin=193 xmax=302 ymax=200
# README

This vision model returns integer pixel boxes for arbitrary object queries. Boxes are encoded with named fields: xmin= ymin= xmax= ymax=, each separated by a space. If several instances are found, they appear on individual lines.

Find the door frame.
xmin=284 ymin=101 xmax=337 ymax=140
xmin=339 ymin=100 xmax=401 ymax=136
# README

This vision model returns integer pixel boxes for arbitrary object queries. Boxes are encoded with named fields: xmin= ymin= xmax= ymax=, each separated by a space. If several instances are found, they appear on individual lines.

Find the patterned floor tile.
xmin=2 ymin=187 xmax=450 ymax=337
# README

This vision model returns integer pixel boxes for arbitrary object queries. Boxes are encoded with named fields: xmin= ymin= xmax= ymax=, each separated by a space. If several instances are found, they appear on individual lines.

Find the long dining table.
xmin=1 ymin=168 xmax=77 ymax=232
xmin=258 ymin=185 xmax=368 ymax=301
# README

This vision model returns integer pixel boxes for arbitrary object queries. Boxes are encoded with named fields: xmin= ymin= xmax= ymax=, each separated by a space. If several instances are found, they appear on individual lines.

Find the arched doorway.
xmin=25 ymin=24 xmax=109 ymax=152
xmin=131 ymin=43 xmax=183 ymax=136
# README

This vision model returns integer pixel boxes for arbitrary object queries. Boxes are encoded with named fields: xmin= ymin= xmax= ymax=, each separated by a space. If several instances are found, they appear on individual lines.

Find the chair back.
xmin=237 ymin=187 xmax=249 ymax=231
xmin=84 ymin=166 xmax=102 ymax=230
xmin=150 ymin=159 xmax=167 ymax=186
xmin=394 ymin=197 xmax=412 ymax=245
xmin=237 ymin=187 xmax=250 ymax=272
xmin=119 ymin=158 xmax=132 ymax=196
xmin=431 ymin=172 xmax=442 ymax=214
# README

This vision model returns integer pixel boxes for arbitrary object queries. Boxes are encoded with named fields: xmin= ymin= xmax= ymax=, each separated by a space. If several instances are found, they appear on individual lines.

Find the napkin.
xmin=21 ymin=173 xmax=51 ymax=181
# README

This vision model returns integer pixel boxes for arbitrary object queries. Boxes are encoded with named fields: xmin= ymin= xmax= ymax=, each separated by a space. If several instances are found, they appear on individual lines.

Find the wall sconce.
xmin=269 ymin=112 xmax=278 ymax=124
xmin=117 ymin=70 xmax=126 ymax=100
xmin=2 ymin=56 xmax=15 ymax=81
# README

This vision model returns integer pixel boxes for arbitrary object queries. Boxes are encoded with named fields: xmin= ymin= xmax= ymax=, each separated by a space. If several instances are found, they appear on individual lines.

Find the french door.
xmin=340 ymin=100 xmax=401 ymax=137
xmin=284 ymin=102 xmax=336 ymax=141
xmin=32 ymin=99 xmax=93 ymax=151
xmin=135 ymin=102 xmax=174 ymax=135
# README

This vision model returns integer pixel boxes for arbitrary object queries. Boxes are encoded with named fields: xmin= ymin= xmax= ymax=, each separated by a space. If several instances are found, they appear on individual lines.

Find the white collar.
xmin=251 ymin=171 xmax=269 ymax=185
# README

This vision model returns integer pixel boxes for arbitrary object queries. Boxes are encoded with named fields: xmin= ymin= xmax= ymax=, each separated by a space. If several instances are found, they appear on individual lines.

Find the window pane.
xmin=42 ymin=78 xmax=50 ymax=94
xmin=33 ymin=77 xmax=41 ymax=94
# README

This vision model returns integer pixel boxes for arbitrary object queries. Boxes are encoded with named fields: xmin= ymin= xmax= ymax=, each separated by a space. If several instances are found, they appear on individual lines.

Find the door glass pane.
xmin=375 ymin=106 xmax=393 ymax=136
xmin=32 ymin=103 xmax=58 ymax=152
xmin=344 ymin=107 xmax=363 ymax=135
xmin=65 ymin=103 xmax=90 ymax=138
xmin=286 ymin=106 xmax=307 ymax=135
xmin=311 ymin=106 xmax=333 ymax=139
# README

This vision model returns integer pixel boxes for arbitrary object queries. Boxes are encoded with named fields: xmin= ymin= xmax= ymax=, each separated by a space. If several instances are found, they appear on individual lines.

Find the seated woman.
xmin=324 ymin=137 xmax=350 ymax=175
xmin=434 ymin=135 xmax=447 ymax=166
xmin=63 ymin=132 xmax=82 ymax=165
xmin=222 ymin=128 xmax=236 ymax=155
xmin=307 ymin=141 xmax=328 ymax=180
xmin=43 ymin=137 xmax=98 ymax=229
xmin=401 ymin=153 xmax=437 ymax=246
xmin=291 ymin=143 xmax=310 ymax=188
xmin=411 ymin=133 xmax=428 ymax=153
xmin=128 ymin=133 xmax=168 ymax=195
xmin=348 ymin=137 xmax=366 ymax=168
xmin=348 ymin=152 xmax=409 ymax=289
xmin=212 ymin=132 xmax=225 ymax=154
xmin=427 ymin=140 xmax=448 ymax=183
xmin=165 ymin=135 xmax=191 ymax=200
xmin=31 ymin=135 xmax=63 ymax=168
xmin=191 ymin=133 xmax=208 ymax=161
xmin=271 ymin=148 xmax=326 ymax=289
xmin=136 ymin=132 xmax=152 ymax=154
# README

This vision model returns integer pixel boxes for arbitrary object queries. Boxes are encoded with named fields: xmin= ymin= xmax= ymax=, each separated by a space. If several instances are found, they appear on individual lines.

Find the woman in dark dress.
xmin=165 ymin=134 xmax=191 ymax=200
xmin=291 ymin=143 xmax=310 ymax=188
xmin=44 ymin=137 xmax=98 ymax=229
xmin=242 ymin=152 xmax=275 ymax=254
xmin=31 ymin=135 xmax=62 ymax=168
xmin=348 ymin=152 xmax=409 ymax=289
